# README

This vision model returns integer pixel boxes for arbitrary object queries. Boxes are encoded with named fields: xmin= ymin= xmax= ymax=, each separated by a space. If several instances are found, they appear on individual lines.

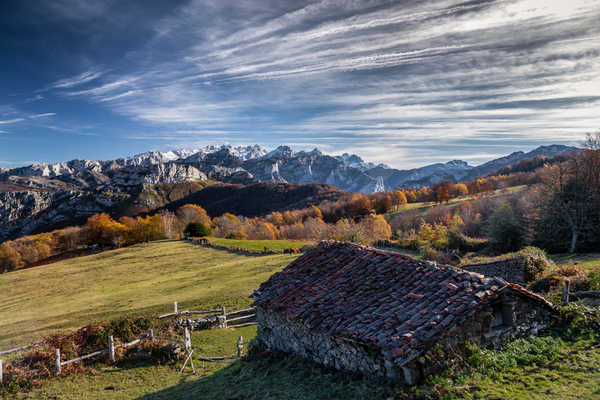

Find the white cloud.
xmin=47 ymin=70 xmax=104 ymax=90
xmin=0 ymin=118 xmax=25 ymax=124
xmin=30 ymin=112 xmax=56 ymax=119
xmin=39 ymin=0 xmax=600 ymax=167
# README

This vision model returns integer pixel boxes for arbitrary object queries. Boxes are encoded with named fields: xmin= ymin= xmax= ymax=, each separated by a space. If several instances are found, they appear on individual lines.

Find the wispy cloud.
xmin=46 ymin=69 xmax=104 ymax=90
xmin=39 ymin=0 xmax=600 ymax=167
xmin=29 ymin=112 xmax=56 ymax=119
xmin=0 ymin=118 xmax=25 ymax=124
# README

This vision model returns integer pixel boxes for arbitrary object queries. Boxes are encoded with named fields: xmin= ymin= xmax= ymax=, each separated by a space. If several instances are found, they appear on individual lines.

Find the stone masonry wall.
xmin=255 ymin=307 xmax=406 ymax=382
xmin=462 ymin=258 xmax=527 ymax=285
xmin=419 ymin=291 xmax=554 ymax=377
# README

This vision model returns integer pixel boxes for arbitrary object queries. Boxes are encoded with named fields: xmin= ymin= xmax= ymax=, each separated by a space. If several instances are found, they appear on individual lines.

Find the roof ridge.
xmin=318 ymin=240 xmax=506 ymax=283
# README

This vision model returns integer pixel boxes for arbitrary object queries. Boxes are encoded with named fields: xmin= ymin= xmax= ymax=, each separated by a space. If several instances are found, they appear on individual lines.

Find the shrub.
xmin=466 ymin=336 xmax=563 ymax=374
xmin=528 ymin=277 xmax=555 ymax=293
xmin=419 ymin=245 xmax=453 ymax=265
xmin=588 ymin=270 xmax=600 ymax=290
xmin=226 ymin=231 xmax=247 ymax=240
xmin=184 ymin=222 xmax=212 ymax=237
xmin=486 ymin=202 xmax=526 ymax=252
xmin=515 ymin=246 xmax=554 ymax=282
xmin=555 ymin=303 xmax=600 ymax=337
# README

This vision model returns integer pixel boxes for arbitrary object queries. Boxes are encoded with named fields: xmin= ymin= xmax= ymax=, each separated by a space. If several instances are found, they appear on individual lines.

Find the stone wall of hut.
xmin=418 ymin=290 xmax=554 ymax=378
xmin=255 ymin=307 xmax=409 ymax=382
xmin=462 ymin=258 xmax=527 ymax=285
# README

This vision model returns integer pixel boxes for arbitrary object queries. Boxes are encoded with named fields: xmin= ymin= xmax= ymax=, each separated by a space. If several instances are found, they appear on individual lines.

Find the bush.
xmin=467 ymin=336 xmax=563 ymax=374
xmin=555 ymin=303 xmax=600 ymax=337
xmin=225 ymin=231 xmax=247 ymax=240
xmin=447 ymin=231 xmax=488 ymax=252
xmin=486 ymin=202 xmax=526 ymax=252
xmin=528 ymin=276 xmax=556 ymax=293
xmin=184 ymin=222 xmax=212 ymax=237
xmin=588 ymin=270 xmax=600 ymax=290
xmin=419 ymin=245 xmax=453 ymax=265
xmin=515 ymin=246 xmax=554 ymax=282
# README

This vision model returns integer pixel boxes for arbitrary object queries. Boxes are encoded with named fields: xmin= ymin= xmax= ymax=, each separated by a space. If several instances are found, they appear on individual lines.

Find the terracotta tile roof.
xmin=255 ymin=241 xmax=554 ymax=365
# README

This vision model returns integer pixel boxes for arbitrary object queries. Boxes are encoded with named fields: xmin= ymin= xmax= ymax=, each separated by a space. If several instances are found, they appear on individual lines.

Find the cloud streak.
xmin=39 ymin=0 xmax=600 ymax=168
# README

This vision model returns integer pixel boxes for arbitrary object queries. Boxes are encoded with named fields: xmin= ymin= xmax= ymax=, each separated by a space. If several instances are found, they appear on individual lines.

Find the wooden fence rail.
xmin=0 ymin=300 xmax=259 ymax=384
xmin=0 ymin=329 xmax=190 ymax=383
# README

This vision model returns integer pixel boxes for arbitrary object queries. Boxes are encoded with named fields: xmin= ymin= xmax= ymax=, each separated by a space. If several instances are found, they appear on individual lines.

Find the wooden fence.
xmin=0 ymin=328 xmax=191 ymax=383
xmin=159 ymin=301 xmax=257 ymax=329
xmin=0 ymin=301 xmax=256 ymax=384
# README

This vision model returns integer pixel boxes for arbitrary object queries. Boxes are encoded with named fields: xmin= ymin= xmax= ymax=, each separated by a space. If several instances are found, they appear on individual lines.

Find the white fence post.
xmin=55 ymin=348 xmax=61 ymax=375
xmin=174 ymin=301 xmax=178 ymax=314
xmin=236 ymin=336 xmax=244 ymax=358
xmin=108 ymin=336 xmax=115 ymax=363
xmin=221 ymin=306 xmax=227 ymax=328
xmin=184 ymin=328 xmax=191 ymax=352
xmin=149 ymin=329 xmax=154 ymax=339
xmin=0 ymin=359 xmax=3 ymax=384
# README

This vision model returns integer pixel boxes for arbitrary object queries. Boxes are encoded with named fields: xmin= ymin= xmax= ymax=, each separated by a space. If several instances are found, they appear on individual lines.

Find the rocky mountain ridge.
xmin=0 ymin=143 xmax=579 ymax=242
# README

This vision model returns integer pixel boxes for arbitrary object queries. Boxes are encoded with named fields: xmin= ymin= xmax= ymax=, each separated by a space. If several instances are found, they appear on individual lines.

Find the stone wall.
xmin=462 ymin=258 xmax=527 ymax=285
xmin=418 ymin=290 xmax=554 ymax=378
xmin=189 ymin=238 xmax=304 ymax=256
xmin=256 ymin=288 xmax=554 ymax=385
xmin=255 ymin=307 xmax=405 ymax=382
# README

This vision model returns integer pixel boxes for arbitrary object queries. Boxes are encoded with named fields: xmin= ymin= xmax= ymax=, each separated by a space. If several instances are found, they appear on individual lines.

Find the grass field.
xmin=551 ymin=253 xmax=600 ymax=272
xmin=0 ymin=240 xmax=298 ymax=349
xmin=2 ymin=240 xmax=600 ymax=399
xmin=206 ymin=238 xmax=314 ymax=251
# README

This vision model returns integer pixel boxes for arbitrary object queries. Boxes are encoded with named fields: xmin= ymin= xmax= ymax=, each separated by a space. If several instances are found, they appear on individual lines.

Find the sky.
xmin=1 ymin=0 xmax=599 ymax=169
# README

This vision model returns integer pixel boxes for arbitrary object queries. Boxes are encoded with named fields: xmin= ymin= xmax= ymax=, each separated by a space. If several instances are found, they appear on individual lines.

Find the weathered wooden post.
xmin=217 ymin=306 xmax=227 ymax=329
xmin=563 ymin=279 xmax=570 ymax=304
xmin=108 ymin=335 xmax=115 ymax=363
xmin=55 ymin=348 xmax=61 ymax=375
xmin=236 ymin=336 xmax=244 ymax=358
xmin=184 ymin=328 xmax=191 ymax=352
xmin=174 ymin=301 xmax=178 ymax=314
xmin=148 ymin=329 xmax=154 ymax=340
xmin=0 ymin=359 xmax=3 ymax=384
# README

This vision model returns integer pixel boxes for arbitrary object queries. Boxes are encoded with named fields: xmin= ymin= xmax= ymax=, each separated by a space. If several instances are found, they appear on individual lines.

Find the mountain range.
xmin=0 ymin=143 xmax=579 ymax=241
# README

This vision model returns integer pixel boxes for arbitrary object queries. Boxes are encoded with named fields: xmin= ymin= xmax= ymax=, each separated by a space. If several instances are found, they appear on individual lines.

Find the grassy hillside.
xmin=13 ymin=331 xmax=600 ymax=400
xmin=0 ymin=240 xmax=298 ymax=348
xmin=2 ymin=240 xmax=599 ymax=399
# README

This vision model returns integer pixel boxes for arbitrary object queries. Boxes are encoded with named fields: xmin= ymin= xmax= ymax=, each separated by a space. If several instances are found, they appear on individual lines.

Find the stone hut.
xmin=253 ymin=241 xmax=556 ymax=385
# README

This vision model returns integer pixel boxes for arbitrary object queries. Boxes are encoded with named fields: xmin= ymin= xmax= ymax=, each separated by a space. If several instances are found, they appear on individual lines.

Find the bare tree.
xmin=536 ymin=132 xmax=600 ymax=252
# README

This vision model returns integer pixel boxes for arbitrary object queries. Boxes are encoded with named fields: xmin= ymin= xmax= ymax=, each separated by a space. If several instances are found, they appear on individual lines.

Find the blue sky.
xmin=1 ymin=0 xmax=599 ymax=169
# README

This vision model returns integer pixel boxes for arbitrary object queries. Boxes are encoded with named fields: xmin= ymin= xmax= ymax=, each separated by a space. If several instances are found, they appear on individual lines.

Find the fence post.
xmin=108 ymin=336 xmax=115 ymax=363
xmin=236 ymin=336 xmax=244 ymax=358
xmin=563 ymin=280 xmax=570 ymax=304
xmin=174 ymin=301 xmax=178 ymax=314
xmin=149 ymin=329 xmax=154 ymax=340
xmin=221 ymin=306 xmax=227 ymax=328
xmin=184 ymin=328 xmax=191 ymax=352
xmin=0 ymin=359 xmax=3 ymax=384
xmin=55 ymin=348 xmax=61 ymax=375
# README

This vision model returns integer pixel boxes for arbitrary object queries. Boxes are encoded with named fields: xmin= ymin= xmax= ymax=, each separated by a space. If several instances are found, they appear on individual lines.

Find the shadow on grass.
xmin=133 ymin=352 xmax=401 ymax=400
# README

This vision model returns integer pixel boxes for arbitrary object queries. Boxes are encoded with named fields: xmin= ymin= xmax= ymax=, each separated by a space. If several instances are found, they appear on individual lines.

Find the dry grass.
xmin=0 ymin=240 xmax=297 ymax=349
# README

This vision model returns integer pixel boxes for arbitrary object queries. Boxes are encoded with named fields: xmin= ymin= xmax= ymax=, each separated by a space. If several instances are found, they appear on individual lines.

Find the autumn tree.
xmin=534 ymin=132 xmax=600 ymax=252
xmin=454 ymin=183 xmax=468 ymax=196
xmin=84 ymin=213 xmax=129 ymax=248
xmin=431 ymin=181 xmax=453 ymax=203
xmin=176 ymin=204 xmax=211 ymax=227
